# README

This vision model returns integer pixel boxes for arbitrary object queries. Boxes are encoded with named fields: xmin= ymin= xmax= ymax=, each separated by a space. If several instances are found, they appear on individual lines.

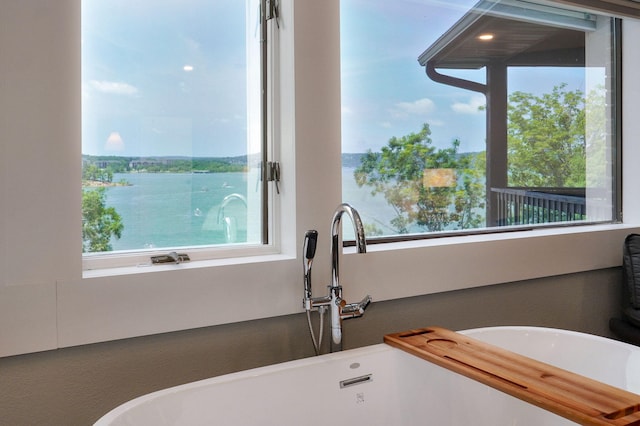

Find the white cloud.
xmin=90 ymin=80 xmax=139 ymax=96
xmin=392 ymin=98 xmax=436 ymax=117
xmin=451 ymin=95 xmax=485 ymax=114
xmin=427 ymin=119 xmax=446 ymax=127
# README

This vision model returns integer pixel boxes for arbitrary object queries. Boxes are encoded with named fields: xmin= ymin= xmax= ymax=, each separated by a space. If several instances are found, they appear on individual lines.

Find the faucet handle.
xmin=341 ymin=295 xmax=372 ymax=319
xmin=360 ymin=294 xmax=372 ymax=310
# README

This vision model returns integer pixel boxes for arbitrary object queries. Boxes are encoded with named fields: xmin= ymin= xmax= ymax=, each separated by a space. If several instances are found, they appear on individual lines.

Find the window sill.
xmin=82 ymin=246 xmax=288 ymax=279
xmin=17 ymin=222 xmax=638 ymax=356
xmin=340 ymin=223 xmax=639 ymax=302
xmin=365 ymin=222 xmax=635 ymax=252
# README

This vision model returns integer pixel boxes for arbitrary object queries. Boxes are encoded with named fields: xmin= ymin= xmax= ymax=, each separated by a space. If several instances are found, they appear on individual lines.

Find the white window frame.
xmin=1 ymin=0 xmax=639 ymax=357
xmin=80 ymin=0 xmax=281 ymax=273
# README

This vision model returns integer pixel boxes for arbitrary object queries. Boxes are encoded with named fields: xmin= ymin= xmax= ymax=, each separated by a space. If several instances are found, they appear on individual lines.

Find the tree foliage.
xmin=355 ymin=84 xmax=590 ymax=235
xmin=584 ymin=84 xmax=607 ymax=188
xmin=355 ymin=123 xmax=485 ymax=233
xmin=508 ymin=83 xmax=586 ymax=187
xmin=82 ymin=163 xmax=113 ymax=183
xmin=82 ymin=188 xmax=124 ymax=252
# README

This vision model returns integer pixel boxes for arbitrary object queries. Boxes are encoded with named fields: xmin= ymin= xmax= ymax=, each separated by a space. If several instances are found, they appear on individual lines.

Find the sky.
xmin=82 ymin=0 xmax=255 ymax=158
xmin=82 ymin=0 xmax=591 ymax=158
xmin=339 ymin=0 xmax=589 ymax=154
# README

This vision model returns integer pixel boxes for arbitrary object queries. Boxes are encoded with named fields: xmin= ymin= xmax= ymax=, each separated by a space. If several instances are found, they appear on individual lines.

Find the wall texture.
xmin=0 ymin=267 xmax=625 ymax=425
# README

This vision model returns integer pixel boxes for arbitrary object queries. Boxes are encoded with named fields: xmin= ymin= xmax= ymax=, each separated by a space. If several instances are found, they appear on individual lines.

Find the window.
xmin=2 ymin=0 xmax=638 ymax=357
xmin=81 ymin=0 xmax=270 ymax=264
xmin=341 ymin=0 xmax=619 ymax=241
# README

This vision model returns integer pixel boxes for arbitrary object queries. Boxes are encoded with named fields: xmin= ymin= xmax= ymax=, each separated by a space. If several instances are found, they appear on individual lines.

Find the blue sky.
xmin=82 ymin=0 xmax=588 ymax=157
xmin=341 ymin=0 xmax=486 ymax=154
xmin=82 ymin=0 xmax=252 ymax=157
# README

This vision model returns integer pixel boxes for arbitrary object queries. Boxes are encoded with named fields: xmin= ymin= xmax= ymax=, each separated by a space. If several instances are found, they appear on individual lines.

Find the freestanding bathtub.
xmin=95 ymin=327 xmax=640 ymax=425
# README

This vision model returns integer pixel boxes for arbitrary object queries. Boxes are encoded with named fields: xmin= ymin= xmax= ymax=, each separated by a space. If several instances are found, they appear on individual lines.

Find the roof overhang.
xmin=418 ymin=0 xmax=596 ymax=69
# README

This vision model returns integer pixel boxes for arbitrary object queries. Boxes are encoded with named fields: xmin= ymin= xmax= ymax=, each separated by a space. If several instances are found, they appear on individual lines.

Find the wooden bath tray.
xmin=384 ymin=327 xmax=640 ymax=426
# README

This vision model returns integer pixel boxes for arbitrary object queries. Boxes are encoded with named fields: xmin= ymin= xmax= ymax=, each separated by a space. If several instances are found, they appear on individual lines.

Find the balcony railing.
xmin=492 ymin=187 xmax=586 ymax=226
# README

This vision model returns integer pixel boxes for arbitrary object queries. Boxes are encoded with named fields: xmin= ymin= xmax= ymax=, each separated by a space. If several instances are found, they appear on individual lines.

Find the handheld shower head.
xmin=303 ymin=230 xmax=318 ymax=302
xmin=304 ymin=230 xmax=318 ymax=260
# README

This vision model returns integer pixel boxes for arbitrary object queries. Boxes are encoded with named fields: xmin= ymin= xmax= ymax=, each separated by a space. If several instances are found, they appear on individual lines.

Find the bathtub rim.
xmin=460 ymin=325 xmax=637 ymax=351
xmin=94 ymin=326 xmax=639 ymax=425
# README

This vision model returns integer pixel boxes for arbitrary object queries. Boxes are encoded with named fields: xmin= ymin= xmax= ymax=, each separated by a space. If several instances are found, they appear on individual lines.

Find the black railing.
xmin=492 ymin=187 xmax=586 ymax=226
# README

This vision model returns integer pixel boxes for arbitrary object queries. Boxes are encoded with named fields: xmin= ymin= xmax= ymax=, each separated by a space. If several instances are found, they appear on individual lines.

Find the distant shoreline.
xmin=82 ymin=180 xmax=131 ymax=188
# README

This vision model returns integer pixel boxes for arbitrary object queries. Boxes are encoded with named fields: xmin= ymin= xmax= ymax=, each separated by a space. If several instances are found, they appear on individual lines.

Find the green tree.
xmin=82 ymin=163 xmax=113 ymax=183
xmin=584 ymin=84 xmax=607 ymax=188
xmin=82 ymin=187 xmax=124 ymax=252
xmin=454 ymin=151 xmax=486 ymax=229
xmin=508 ymin=83 xmax=586 ymax=187
xmin=82 ymin=163 xmax=100 ymax=181
xmin=355 ymin=123 xmax=485 ymax=233
xmin=356 ymin=85 xmax=589 ymax=234
xmin=103 ymin=168 xmax=113 ymax=183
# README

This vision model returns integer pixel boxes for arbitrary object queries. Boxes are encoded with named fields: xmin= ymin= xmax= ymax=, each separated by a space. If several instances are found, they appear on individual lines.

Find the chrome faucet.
xmin=329 ymin=203 xmax=371 ymax=352
xmin=302 ymin=203 xmax=371 ymax=354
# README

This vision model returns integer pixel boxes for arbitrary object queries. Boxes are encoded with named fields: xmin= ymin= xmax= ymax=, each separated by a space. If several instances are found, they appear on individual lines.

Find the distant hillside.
xmin=82 ymin=154 xmax=249 ymax=173
xmin=83 ymin=152 xmax=483 ymax=172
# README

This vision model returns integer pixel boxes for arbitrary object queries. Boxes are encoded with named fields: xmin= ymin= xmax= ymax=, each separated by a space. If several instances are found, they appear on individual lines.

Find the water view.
xmin=105 ymin=172 xmax=254 ymax=251
xmin=101 ymin=169 xmax=397 ymax=251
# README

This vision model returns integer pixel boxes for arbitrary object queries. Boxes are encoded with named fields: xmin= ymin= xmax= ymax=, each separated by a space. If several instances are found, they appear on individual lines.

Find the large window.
xmin=81 ymin=0 xmax=267 ymax=261
xmin=341 ymin=0 xmax=619 ymax=240
xmin=3 ymin=0 xmax=639 ymax=358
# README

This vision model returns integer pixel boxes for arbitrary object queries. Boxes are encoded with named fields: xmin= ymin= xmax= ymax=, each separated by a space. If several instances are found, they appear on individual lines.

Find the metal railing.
xmin=492 ymin=187 xmax=586 ymax=226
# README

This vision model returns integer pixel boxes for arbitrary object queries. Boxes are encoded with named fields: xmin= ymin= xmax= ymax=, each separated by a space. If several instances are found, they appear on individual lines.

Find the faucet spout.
xmin=331 ymin=203 xmax=366 ymax=290
xmin=329 ymin=203 xmax=368 ymax=352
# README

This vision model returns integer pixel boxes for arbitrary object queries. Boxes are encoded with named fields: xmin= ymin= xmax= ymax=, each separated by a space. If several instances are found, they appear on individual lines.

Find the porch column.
xmin=485 ymin=61 xmax=508 ymax=226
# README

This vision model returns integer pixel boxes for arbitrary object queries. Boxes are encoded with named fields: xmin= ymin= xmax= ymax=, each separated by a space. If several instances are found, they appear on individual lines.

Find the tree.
xmin=454 ymin=151 xmax=486 ymax=229
xmin=584 ymin=84 xmax=607 ymax=188
xmin=82 ymin=187 xmax=124 ymax=252
xmin=355 ymin=85 xmax=589 ymax=234
xmin=82 ymin=163 xmax=100 ymax=181
xmin=508 ymin=83 xmax=586 ymax=187
xmin=355 ymin=123 xmax=485 ymax=234
xmin=82 ymin=163 xmax=114 ymax=183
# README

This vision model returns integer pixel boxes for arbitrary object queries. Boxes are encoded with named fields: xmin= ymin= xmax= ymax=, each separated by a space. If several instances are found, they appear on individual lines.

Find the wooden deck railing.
xmin=492 ymin=187 xmax=586 ymax=226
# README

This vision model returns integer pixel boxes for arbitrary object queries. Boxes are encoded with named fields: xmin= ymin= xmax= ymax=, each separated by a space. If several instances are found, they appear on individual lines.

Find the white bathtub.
xmin=95 ymin=327 xmax=640 ymax=425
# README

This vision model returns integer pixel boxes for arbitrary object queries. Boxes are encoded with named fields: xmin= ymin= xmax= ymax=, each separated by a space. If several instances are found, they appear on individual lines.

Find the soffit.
xmin=419 ymin=0 xmax=591 ymax=69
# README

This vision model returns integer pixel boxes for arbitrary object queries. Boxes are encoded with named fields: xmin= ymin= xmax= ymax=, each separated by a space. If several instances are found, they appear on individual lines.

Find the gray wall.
xmin=0 ymin=268 xmax=624 ymax=425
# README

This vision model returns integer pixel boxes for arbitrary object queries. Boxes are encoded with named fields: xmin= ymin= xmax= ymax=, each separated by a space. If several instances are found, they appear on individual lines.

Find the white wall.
xmin=1 ymin=0 xmax=639 ymax=357
xmin=0 ymin=0 xmax=81 ymax=355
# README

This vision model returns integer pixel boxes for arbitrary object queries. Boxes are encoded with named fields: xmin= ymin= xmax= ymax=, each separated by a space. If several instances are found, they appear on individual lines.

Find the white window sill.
xmin=82 ymin=246 xmax=288 ymax=279
xmin=4 ymin=222 xmax=635 ymax=357
xmin=340 ymin=223 xmax=638 ymax=302
xmin=364 ymin=222 xmax=635 ymax=252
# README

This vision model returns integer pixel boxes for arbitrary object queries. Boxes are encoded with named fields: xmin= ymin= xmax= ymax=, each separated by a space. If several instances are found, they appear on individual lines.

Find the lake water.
xmin=106 ymin=172 xmax=254 ymax=251
xmin=103 ymin=169 xmax=397 ymax=251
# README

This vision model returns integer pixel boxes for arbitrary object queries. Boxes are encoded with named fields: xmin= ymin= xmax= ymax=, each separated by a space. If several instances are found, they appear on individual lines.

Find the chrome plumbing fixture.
xmin=302 ymin=230 xmax=320 ymax=309
xmin=302 ymin=203 xmax=372 ymax=354
xmin=329 ymin=203 xmax=371 ymax=352
xmin=302 ymin=230 xmax=327 ymax=355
